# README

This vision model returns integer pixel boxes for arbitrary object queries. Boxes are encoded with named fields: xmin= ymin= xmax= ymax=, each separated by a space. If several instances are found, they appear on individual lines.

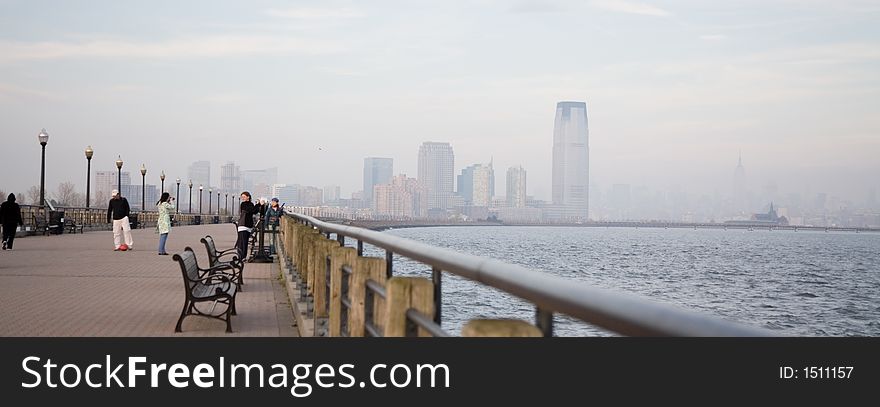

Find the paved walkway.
xmin=0 ymin=224 xmax=297 ymax=337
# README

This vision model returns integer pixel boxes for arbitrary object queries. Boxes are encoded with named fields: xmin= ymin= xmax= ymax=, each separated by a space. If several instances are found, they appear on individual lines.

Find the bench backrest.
xmin=200 ymin=235 xmax=220 ymax=266
xmin=172 ymin=249 xmax=201 ymax=292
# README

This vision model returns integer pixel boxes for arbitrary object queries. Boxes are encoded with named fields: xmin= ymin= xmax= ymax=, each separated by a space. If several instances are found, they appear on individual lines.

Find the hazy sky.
xmin=1 ymin=0 xmax=878 ymax=202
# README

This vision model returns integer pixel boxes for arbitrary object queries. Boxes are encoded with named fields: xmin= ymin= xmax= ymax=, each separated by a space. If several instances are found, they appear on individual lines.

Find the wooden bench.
xmin=31 ymin=214 xmax=48 ymax=236
xmin=200 ymin=235 xmax=245 ymax=290
xmin=65 ymin=219 xmax=84 ymax=234
xmin=172 ymin=248 xmax=239 ymax=333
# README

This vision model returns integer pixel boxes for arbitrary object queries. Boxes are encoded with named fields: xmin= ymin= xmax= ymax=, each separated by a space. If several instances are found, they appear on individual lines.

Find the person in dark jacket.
xmin=1 ymin=193 xmax=24 ymax=250
xmin=236 ymin=191 xmax=258 ymax=260
xmin=265 ymin=198 xmax=283 ymax=255
xmin=107 ymin=189 xmax=134 ymax=251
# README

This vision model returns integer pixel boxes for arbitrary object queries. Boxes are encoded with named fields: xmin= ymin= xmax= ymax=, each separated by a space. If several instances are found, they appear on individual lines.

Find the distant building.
xmin=188 ymin=161 xmax=211 ymax=191
xmin=418 ymin=142 xmax=455 ymax=210
xmin=323 ymin=185 xmax=341 ymax=204
xmin=373 ymin=174 xmax=428 ymax=219
xmin=724 ymin=202 xmax=789 ymax=226
xmin=506 ymin=166 xmax=527 ymax=208
xmin=220 ymin=161 xmax=241 ymax=194
xmin=95 ymin=170 xmax=130 ymax=203
xmin=363 ymin=158 xmax=393 ymax=207
xmin=551 ymin=101 xmax=589 ymax=220
xmin=272 ymin=184 xmax=299 ymax=206
xmin=457 ymin=162 xmax=494 ymax=206
xmin=241 ymin=167 xmax=278 ymax=197
xmin=300 ymin=186 xmax=323 ymax=207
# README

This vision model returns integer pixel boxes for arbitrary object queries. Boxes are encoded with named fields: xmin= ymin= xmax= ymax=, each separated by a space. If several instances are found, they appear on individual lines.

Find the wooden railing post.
xmin=461 ymin=319 xmax=542 ymax=337
xmin=329 ymin=245 xmax=357 ymax=337
xmin=349 ymin=257 xmax=386 ymax=337
xmin=384 ymin=277 xmax=434 ymax=337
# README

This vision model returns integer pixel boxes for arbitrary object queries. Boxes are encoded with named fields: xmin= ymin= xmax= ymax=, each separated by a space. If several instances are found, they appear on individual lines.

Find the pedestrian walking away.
xmin=1 ymin=193 xmax=24 ymax=251
xmin=156 ymin=192 xmax=175 ymax=255
xmin=107 ymin=189 xmax=134 ymax=251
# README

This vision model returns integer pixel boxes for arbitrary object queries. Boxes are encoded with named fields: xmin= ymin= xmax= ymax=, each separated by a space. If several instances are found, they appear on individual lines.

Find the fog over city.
xmin=1 ymin=1 xmax=878 ymax=223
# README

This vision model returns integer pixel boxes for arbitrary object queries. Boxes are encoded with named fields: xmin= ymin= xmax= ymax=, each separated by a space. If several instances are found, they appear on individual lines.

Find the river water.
xmin=361 ymin=226 xmax=880 ymax=336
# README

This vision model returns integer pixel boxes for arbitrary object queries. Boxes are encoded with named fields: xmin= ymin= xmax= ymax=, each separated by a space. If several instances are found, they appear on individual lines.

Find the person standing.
xmin=156 ymin=192 xmax=175 ymax=255
xmin=236 ymin=191 xmax=258 ymax=260
xmin=107 ymin=189 xmax=134 ymax=251
xmin=265 ymin=197 xmax=283 ymax=255
xmin=1 ymin=193 xmax=24 ymax=251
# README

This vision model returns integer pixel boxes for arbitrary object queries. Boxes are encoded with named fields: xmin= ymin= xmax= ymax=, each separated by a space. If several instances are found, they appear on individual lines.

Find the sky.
xmin=1 ymin=0 xmax=878 ymax=204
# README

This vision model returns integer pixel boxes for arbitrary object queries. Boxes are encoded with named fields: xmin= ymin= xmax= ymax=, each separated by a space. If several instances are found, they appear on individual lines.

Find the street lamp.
xmin=216 ymin=190 xmax=220 ymax=216
xmin=199 ymin=184 xmax=203 ymax=214
xmin=225 ymin=192 xmax=229 ymax=219
xmin=188 ymin=180 xmax=193 ymax=213
xmin=140 ymin=164 xmax=147 ymax=212
xmin=160 ymin=170 xmax=165 ymax=193
xmin=37 ymin=129 xmax=49 ymax=208
xmin=208 ymin=187 xmax=212 ymax=214
xmin=85 ymin=145 xmax=93 ymax=208
xmin=175 ymin=178 xmax=181 ymax=214
xmin=115 ymin=156 xmax=124 ymax=193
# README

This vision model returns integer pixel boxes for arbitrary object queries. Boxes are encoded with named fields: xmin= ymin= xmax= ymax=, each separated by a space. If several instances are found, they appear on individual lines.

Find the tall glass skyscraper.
xmin=418 ymin=142 xmax=455 ymax=210
xmin=551 ymin=101 xmax=589 ymax=219
xmin=363 ymin=157 xmax=393 ymax=207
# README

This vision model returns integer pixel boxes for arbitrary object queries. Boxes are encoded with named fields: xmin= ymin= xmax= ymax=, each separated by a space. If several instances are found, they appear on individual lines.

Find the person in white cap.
xmin=107 ymin=189 xmax=134 ymax=251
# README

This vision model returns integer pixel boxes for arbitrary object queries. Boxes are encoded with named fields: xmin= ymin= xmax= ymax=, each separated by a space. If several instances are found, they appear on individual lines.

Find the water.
xmin=360 ymin=226 xmax=880 ymax=336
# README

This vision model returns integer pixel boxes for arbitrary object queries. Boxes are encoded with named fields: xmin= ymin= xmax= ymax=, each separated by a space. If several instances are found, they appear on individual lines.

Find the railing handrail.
xmin=289 ymin=212 xmax=773 ymax=337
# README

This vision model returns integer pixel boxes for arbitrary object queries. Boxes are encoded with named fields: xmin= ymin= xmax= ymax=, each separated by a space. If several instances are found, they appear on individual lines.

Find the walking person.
xmin=107 ymin=189 xmax=134 ymax=251
xmin=156 ymin=192 xmax=175 ymax=255
xmin=236 ymin=191 xmax=258 ymax=260
xmin=1 ymin=193 xmax=24 ymax=251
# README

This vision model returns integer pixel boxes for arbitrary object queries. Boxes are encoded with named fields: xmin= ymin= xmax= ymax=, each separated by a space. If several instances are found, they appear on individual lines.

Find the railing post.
xmin=328 ymin=246 xmax=357 ymax=337
xmin=357 ymin=240 xmax=363 ymax=256
xmin=432 ymin=267 xmax=442 ymax=325
xmin=385 ymin=250 xmax=393 ymax=278
xmin=462 ymin=319 xmax=542 ymax=337
xmin=349 ymin=257 xmax=386 ymax=337
xmin=384 ymin=277 xmax=434 ymax=337
xmin=535 ymin=307 xmax=554 ymax=337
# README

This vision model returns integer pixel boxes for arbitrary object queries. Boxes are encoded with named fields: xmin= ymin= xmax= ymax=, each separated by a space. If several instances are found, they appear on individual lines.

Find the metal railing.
xmin=17 ymin=204 xmax=232 ymax=235
xmin=290 ymin=212 xmax=773 ymax=337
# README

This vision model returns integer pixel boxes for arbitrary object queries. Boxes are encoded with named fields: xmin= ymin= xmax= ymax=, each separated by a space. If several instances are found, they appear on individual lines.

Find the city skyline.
xmin=0 ymin=2 xmax=878 ymax=218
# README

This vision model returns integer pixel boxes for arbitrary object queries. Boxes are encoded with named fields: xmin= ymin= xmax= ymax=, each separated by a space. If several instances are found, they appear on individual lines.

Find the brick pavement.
xmin=0 ymin=224 xmax=297 ymax=337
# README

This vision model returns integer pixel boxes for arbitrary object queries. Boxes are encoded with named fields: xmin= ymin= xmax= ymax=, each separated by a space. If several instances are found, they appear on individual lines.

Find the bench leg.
xmin=224 ymin=300 xmax=233 ymax=333
xmin=175 ymin=299 xmax=189 ymax=333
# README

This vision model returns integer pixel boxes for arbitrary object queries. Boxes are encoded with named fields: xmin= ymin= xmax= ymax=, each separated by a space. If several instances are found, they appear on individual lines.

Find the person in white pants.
xmin=107 ymin=189 xmax=134 ymax=250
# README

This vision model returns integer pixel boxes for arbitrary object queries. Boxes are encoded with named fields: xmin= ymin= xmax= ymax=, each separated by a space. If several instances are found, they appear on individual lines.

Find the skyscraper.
xmin=220 ymin=161 xmax=241 ymax=194
xmin=323 ymin=185 xmax=341 ymax=204
xmin=374 ymin=174 xmax=428 ymax=219
xmin=188 ymin=161 xmax=211 ymax=191
xmin=363 ymin=157 xmax=393 ymax=207
xmin=507 ymin=166 xmax=527 ymax=208
xmin=551 ymin=101 xmax=589 ymax=219
xmin=457 ymin=162 xmax=494 ymax=206
xmin=418 ymin=142 xmax=455 ymax=211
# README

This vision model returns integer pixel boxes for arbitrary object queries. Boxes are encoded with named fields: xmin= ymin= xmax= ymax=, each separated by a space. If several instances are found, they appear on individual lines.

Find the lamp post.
xmin=187 ymin=180 xmax=193 ymax=213
xmin=115 ymin=156 xmax=123 ymax=193
xmin=140 ymin=164 xmax=146 ymax=213
xmin=216 ymin=191 xmax=220 ymax=216
xmin=199 ymin=185 xmax=203 ymax=214
xmin=85 ymin=145 xmax=93 ymax=208
xmin=225 ymin=193 xmax=229 ymax=219
xmin=176 ymin=178 xmax=181 ymax=214
xmin=208 ymin=187 xmax=212 ymax=214
xmin=38 ymin=129 xmax=49 ymax=208
xmin=160 ymin=170 xmax=165 ymax=193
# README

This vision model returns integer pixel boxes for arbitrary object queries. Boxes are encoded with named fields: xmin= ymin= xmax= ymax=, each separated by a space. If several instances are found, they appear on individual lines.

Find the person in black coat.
xmin=1 ymin=193 xmax=24 ymax=250
xmin=236 ymin=191 xmax=259 ymax=260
